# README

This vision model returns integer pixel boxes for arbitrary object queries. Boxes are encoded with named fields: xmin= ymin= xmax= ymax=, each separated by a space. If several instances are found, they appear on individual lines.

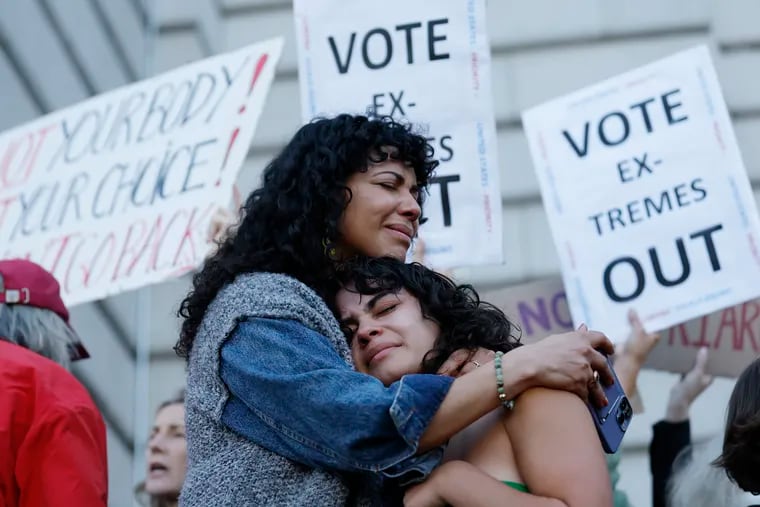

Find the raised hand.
xmin=665 ymin=346 xmax=713 ymax=422
xmin=614 ymin=309 xmax=661 ymax=396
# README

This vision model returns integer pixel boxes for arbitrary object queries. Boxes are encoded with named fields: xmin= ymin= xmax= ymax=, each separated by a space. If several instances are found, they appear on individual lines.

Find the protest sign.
xmin=645 ymin=301 xmax=760 ymax=377
xmin=521 ymin=45 xmax=760 ymax=343
xmin=481 ymin=277 xmax=574 ymax=344
xmin=482 ymin=276 xmax=760 ymax=377
xmin=293 ymin=0 xmax=502 ymax=269
xmin=0 ymin=38 xmax=283 ymax=306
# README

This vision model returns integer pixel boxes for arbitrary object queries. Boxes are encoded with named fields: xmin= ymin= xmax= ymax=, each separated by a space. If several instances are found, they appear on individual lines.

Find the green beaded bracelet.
xmin=494 ymin=351 xmax=515 ymax=410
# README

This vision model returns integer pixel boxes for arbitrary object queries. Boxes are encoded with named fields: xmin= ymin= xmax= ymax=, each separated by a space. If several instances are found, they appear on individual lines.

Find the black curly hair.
xmin=712 ymin=356 xmax=760 ymax=494
xmin=335 ymin=257 xmax=522 ymax=374
xmin=175 ymin=115 xmax=437 ymax=359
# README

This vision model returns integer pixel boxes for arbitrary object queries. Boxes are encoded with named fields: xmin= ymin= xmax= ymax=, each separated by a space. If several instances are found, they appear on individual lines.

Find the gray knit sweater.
xmin=180 ymin=272 xmax=374 ymax=506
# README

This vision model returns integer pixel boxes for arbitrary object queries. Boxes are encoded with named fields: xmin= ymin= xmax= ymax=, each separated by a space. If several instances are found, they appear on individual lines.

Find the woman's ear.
xmin=341 ymin=185 xmax=353 ymax=205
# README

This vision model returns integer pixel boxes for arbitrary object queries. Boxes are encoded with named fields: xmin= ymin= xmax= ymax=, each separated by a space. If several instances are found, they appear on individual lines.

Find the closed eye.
xmin=376 ymin=304 xmax=398 ymax=316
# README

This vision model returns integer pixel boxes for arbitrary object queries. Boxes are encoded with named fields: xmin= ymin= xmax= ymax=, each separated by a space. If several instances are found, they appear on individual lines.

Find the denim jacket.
xmin=221 ymin=318 xmax=453 ymax=481
xmin=181 ymin=271 xmax=452 ymax=507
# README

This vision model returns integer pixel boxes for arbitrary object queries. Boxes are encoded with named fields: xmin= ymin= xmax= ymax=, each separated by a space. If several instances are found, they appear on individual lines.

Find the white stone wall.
xmin=2 ymin=1 xmax=759 ymax=505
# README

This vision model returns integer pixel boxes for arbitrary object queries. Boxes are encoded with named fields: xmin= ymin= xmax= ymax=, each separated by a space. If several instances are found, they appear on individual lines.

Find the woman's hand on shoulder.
xmin=506 ymin=325 xmax=615 ymax=408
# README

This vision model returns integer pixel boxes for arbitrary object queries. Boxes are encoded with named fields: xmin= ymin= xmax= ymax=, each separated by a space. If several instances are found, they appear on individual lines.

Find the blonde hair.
xmin=668 ymin=435 xmax=747 ymax=507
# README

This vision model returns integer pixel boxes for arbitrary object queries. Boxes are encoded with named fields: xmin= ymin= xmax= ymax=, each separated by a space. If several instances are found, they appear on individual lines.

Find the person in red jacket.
xmin=0 ymin=259 xmax=108 ymax=507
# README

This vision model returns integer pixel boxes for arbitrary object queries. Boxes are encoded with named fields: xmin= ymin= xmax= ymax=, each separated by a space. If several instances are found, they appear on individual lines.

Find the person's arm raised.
xmin=613 ymin=309 xmax=660 ymax=396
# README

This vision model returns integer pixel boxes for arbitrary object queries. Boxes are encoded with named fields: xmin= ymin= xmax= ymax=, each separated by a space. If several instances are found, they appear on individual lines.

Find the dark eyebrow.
xmin=151 ymin=423 xmax=185 ymax=433
xmin=365 ymin=290 xmax=394 ymax=312
xmin=338 ymin=289 xmax=394 ymax=326
xmin=373 ymin=171 xmax=419 ymax=196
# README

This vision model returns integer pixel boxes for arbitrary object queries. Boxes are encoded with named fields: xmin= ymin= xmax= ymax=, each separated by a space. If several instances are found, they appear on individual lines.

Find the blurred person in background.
xmin=0 ymin=259 xmax=108 ymax=507
xmin=714 ymin=356 xmax=760 ymax=496
xmin=668 ymin=435 xmax=758 ymax=507
xmin=610 ymin=309 xmax=716 ymax=507
xmin=650 ymin=346 xmax=713 ymax=507
xmin=136 ymin=391 xmax=187 ymax=507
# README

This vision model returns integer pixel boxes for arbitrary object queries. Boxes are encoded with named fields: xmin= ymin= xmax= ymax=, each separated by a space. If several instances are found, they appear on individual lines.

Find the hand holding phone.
xmin=587 ymin=355 xmax=632 ymax=454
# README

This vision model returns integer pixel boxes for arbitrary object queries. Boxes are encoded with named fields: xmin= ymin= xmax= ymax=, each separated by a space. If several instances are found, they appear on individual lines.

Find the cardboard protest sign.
xmin=521 ymin=45 xmax=760 ymax=343
xmin=293 ymin=0 xmax=502 ymax=269
xmin=645 ymin=301 xmax=760 ymax=377
xmin=481 ymin=276 xmax=760 ymax=377
xmin=0 ymin=38 xmax=283 ymax=306
xmin=481 ymin=277 xmax=574 ymax=344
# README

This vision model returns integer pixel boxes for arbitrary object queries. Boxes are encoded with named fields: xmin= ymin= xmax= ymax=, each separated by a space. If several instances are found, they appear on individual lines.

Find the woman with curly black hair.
xmin=176 ymin=114 xmax=616 ymax=506
xmin=335 ymin=257 xmax=612 ymax=506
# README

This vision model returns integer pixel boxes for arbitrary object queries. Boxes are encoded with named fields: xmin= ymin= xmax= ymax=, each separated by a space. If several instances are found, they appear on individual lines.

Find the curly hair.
xmin=335 ymin=257 xmax=522 ymax=373
xmin=712 ymin=356 xmax=760 ymax=494
xmin=176 ymin=115 xmax=437 ymax=359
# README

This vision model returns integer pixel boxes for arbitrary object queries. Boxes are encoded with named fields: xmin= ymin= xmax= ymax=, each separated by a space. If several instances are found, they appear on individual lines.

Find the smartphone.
xmin=587 ymin=356 xmax=632 ymax=454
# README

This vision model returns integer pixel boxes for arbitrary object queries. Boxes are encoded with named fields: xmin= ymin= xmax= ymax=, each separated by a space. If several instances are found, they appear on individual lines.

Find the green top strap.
xmin=502 ymin=480 xmax=529 ymax=493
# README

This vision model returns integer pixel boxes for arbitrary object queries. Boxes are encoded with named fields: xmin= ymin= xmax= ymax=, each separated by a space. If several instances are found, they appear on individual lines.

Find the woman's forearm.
xmin=418 ymin=350 xmax=533 ymax=452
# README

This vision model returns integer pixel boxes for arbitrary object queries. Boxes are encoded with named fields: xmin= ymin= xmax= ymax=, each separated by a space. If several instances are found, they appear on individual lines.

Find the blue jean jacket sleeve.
xmin=220 ymin=317 xmax=454 ymax=482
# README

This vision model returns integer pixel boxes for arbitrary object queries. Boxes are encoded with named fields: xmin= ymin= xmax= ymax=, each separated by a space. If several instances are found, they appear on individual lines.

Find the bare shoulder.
xmin=503 ymin=390 xmax=612 ymax=505
xmin=504 ymin=387 xmax=592 ymax=433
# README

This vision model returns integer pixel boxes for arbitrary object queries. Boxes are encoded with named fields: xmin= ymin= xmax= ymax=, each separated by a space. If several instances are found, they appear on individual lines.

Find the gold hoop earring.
xmin=322 ymin=237 xmax=339 ymax=260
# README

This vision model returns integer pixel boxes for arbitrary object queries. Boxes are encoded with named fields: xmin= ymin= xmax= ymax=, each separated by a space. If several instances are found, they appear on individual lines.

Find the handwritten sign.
xmin=482 ymin=276 xmax=760 ymax=377
xmin=481 ymin=278 xmax=575 ymax=344
xmin=0 ymin=38 xmax=283 ymax=306
xmin=521 ymin=45 xmax=760 ymax=343
xmin=293 ymin=0 xmax=503 ymax=269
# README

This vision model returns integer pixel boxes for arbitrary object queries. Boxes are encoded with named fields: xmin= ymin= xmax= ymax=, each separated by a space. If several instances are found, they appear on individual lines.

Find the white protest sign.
xmin=482 ymin=276 xmax=760 ymax=377
xmin=0 ymin=38 xmax=283 ymax=306
xmin=521 ymin=45 xmax=760 ymax=343
xmin=293 ymin=0 xmax=502 ymax=269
